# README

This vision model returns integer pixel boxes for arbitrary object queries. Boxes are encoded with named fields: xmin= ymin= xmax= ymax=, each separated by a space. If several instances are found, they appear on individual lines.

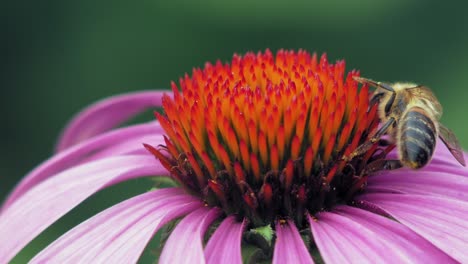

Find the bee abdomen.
xmin=399 ymin=108 xmax=437 ymax=169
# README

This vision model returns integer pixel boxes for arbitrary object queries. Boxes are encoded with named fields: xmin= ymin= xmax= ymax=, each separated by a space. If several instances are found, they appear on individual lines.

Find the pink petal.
xmin=357 ymin=193 xmax=468 ymax=263
xmin=0 ymin=155 xmax=167 ymax=263
xmin=205 ymin=216 xmax=245 ymax=264
xmin=56 ymin=91 xmax=168 ymax=152
xmin=31 ymin=188 xmax=203 ymax=263
xmin=159 ymin=207 xmax=221 ymax=264
xmin=273 ymin=220 xmax=314 ymax=264
xmin=81 ymin=134 xmax=164 ymax=162
xmin=309 ymin=206 xmax=454 ymax=263
xmin=367 ymin=170 xmax=468 ymax=201
xmin=416 ymin=162 xmax=468 ymax=177
xmin=2 ymin=122 xmax=163 ymax=210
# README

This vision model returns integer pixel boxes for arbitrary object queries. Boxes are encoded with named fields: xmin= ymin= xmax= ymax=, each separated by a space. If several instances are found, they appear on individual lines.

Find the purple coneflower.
xmin=1 ymin=50 xmax=467 ymax=263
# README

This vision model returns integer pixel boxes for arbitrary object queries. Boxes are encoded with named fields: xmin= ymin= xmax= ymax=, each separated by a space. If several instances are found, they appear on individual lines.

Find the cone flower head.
xmin=148 ymin=49 xmax=382 ymax=227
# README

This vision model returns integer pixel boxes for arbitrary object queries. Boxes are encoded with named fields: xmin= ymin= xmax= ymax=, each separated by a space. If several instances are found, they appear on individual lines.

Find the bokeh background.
xmin=2 ymin=0 xmax=468 ymax=262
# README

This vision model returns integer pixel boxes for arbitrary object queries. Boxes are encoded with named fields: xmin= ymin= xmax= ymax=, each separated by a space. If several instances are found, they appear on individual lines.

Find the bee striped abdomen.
xmin=399 ymin=107 xmax=437 ymax=169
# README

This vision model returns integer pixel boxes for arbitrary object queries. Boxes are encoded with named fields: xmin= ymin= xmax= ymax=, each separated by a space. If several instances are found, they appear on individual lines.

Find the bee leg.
xmin=364 ymin=159 xmax=403 ymax=174
xmin=383 ymin=89 xmax=396 ymax=114
xmin=378 ymin=138 xmax=392 ymax=146
xmin=369 ymin=92 xmax=385 ymax=111
xmin=342 ymin=117 xmax=396 ymax=161
xmin=370 ymin=92 xmax=385 ymax=105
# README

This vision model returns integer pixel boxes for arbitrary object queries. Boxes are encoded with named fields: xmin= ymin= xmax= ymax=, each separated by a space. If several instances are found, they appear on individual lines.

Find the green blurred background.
xmin=2 ymin=0 xmax=468 ymax=262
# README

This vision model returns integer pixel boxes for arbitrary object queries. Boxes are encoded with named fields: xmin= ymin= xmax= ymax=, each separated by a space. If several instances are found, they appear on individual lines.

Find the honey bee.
xmin=347 ymin=76 xmax=466 ymax=169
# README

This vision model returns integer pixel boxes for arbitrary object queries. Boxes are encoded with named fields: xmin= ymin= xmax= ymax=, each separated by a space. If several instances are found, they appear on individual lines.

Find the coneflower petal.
xmin=0 ymin=155 xmax=167 ymax=263
xmin=3 ymin=122 xmax=163 ymax=209
xmin=273 ymin=220 xmax=314 ymax=264
xmin=309 ymin=206 xmax=454 ymax=263
xmin=357 ymin=193 xmax=468 ymax=263
xmin=56 ymin=91 xmax=167 ymax=152
xmin=204 ymin=216 xmax=245 ymax=264
xmin=31 ymin=188 xmax=203 ymax=263
xmin=159 ymin=207 xmax=221 ymax=264
xmin=82 ymin=134 xmax=164 ymax=162
xmin=413 ymin=162 xmax=468 ymax=177
xmin=366 ymin=170 xmax=468 ymax=201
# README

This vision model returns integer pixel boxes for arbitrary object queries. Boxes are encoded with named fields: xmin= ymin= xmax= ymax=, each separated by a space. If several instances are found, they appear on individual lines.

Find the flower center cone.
xmin=145 ymin=49 xmax=387 ymax=228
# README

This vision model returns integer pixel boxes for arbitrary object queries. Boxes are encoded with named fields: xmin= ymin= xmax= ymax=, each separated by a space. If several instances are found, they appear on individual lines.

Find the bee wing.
xmin=438 ymin=124 xmax=466 ymax=166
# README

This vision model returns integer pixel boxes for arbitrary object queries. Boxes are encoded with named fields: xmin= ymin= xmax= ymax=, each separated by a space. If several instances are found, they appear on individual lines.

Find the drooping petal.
xmin=366 ymin=169 xmax=468 ymax=201
xmin=357 ymin=193 xmax=468 ymax=263
xmin=31 ymin=188 xmax=204 ymax=263
xmin=159 ymin=207 xmax=221 ymax=264
xmin=0 ymin=155 xmax=167 ymax=263
xmin=2 ymin=122 xmax=163 ymax=210
xmin=81 ymin=134 xmax=164 ymax=162
xmin=273 ymin=220 xmax=314 ymax=264
xmin=205 ymin=216 xmax=245 ymax=264
xmin=309 ymin=206 xmax=454 ymax=264
xmin=56 ymin=91 xmax=168 ymax=152
xmin=417 ymin=162 xmax=468 ymax=177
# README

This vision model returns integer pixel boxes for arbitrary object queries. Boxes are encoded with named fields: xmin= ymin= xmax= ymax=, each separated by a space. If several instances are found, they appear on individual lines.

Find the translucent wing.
xmin=438 ymin=124 xmax=466 ymax=166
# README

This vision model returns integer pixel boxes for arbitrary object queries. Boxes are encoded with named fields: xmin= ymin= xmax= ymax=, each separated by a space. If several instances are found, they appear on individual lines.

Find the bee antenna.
xmin=353 ymin=76 xmax=395 ymax=92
